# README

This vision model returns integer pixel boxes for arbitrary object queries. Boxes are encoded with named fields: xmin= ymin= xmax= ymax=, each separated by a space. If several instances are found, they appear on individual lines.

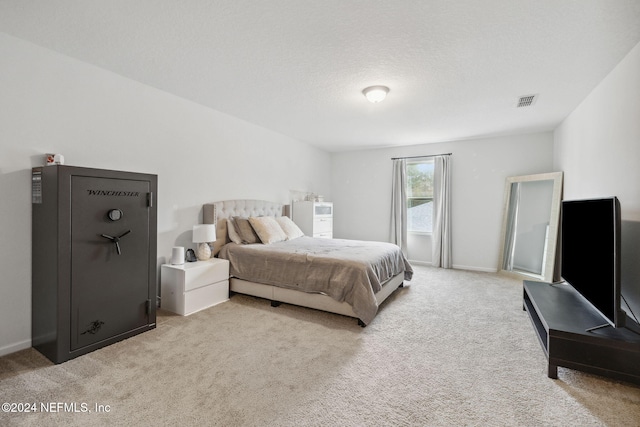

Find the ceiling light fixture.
xmin=362 ymin=85 xmax=390 ymax=103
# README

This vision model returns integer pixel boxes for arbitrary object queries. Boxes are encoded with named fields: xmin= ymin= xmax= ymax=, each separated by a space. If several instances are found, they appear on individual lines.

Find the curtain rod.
xmin=390 ymin=153 xmax=452 ymax=160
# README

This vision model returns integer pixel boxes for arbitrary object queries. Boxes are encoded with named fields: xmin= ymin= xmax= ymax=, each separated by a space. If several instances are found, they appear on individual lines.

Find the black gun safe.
xmin=32 ymin=165 xmax=157 ymax=363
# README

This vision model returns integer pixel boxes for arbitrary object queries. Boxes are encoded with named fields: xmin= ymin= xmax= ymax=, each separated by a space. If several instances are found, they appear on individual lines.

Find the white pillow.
xmin=248 ymin=216 xmax=287 ymax=244
xmin=276 ymin=216 xmax=304 ymax=240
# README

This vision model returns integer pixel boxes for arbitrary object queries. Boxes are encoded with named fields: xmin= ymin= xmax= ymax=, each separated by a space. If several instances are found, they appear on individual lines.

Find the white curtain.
xmin=390 ymin=159 xmax=408 ymax=255
xmin=432 ymin=155 xmax=452 ymax=268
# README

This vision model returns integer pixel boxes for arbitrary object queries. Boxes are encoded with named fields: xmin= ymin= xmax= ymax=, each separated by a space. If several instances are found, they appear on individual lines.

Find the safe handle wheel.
xmin=100 ymin=230 xmax=132 ymax=255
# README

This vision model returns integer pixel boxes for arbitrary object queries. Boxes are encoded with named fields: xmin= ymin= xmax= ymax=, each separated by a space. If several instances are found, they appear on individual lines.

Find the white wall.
xmin=554 ymin=40 xmax=640 ymax=321
xmin=554 ymin=40 xmax=640 ymax=220
xmin=331 ymin=132 xmax=555 ymax=271
xmin=0 ymin=34 xmax=331 ymax=356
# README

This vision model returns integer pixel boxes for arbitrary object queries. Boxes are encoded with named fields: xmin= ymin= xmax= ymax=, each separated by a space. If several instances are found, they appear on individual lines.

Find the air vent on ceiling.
xmin=516 ymin=94 xmax=538 ymax=108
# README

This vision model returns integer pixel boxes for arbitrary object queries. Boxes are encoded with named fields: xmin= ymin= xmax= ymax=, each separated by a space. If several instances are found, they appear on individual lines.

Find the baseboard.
xmin=0 ymin=339 xmax=31 ymax=357
xmin=452 ymin=264 xmax=498 ymax=273
xmin=408 ymin=260 xmax=497 ymax=273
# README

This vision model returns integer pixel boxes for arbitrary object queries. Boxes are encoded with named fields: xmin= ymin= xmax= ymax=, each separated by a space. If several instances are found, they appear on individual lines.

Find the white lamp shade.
xmin=193 ymin=224 xmax=216 ymax=243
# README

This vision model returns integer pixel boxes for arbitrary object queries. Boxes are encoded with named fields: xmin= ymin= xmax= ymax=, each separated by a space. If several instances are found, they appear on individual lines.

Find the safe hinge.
xmin=147 ymin=192 xmax=153 ymax=208
xmin=145 ymin=299 xmax=151 ymax=315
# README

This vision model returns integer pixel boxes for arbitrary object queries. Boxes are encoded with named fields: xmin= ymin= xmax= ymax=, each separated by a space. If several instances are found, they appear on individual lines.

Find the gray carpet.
xmin=1 ymin=266 xmax=639 ymax=426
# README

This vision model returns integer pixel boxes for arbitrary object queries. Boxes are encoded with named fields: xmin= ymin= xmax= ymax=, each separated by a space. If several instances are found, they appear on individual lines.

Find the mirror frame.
xmin=498 ymin=172 xmax=563 ymax=282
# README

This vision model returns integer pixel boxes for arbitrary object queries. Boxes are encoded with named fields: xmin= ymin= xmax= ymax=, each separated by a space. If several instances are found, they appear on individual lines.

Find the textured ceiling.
xmin=2 ymin=1 xmax=640 ymax=152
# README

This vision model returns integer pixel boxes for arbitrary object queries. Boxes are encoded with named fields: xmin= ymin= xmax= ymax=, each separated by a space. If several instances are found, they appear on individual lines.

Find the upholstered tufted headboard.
xmin=203 ymin=200 xmax=287 ymax=255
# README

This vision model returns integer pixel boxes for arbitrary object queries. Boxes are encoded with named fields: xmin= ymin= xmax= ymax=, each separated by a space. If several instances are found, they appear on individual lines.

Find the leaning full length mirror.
xmin=498 ymin=172 xmax=563 ymax=282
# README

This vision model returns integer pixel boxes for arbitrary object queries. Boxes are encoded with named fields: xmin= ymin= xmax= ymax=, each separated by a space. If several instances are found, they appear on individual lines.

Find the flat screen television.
xmin=561 ymin=197 xmax=624 ymax=329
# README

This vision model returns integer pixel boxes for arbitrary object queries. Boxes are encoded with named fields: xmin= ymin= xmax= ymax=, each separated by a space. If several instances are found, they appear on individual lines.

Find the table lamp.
xmin=193 ymin=224 xmax=216 ymax=261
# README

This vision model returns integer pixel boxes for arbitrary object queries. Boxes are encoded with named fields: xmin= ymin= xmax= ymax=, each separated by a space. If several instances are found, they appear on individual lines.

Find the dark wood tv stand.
xmin=523 ymin=280 xmax=640 ymax=385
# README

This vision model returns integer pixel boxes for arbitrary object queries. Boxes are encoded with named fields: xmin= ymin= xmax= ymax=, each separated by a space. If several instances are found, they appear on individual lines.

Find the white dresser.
xmin=160 ymin=258 xmax=229 ymax=316
xmin=292 ymin=201 xmax=333 ymax=238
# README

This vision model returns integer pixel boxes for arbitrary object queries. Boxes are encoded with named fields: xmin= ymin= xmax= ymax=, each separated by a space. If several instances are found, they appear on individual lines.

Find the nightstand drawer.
xmin=183 ymin=260 xmax=229 ymax=291
xmin=183 ymin=280 xmax=229 ymax=315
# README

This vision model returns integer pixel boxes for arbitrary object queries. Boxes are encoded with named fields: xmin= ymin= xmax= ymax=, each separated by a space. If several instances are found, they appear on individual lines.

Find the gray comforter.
xmin=218 ymin=236 xmax=413 ymax=324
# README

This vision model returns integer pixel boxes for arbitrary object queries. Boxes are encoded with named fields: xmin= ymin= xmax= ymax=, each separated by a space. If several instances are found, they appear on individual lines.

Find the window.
xmin=407 ymin=160 xmax=434 ymax=233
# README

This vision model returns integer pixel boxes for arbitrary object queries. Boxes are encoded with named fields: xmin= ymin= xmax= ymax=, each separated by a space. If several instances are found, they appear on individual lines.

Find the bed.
xmin=203 ymin=200 xmax=412 ymax=325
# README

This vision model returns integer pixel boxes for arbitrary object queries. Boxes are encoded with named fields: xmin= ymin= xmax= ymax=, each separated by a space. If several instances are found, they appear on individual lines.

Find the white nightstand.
xmin=160 ymin=258 xmax=230 ymax=316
